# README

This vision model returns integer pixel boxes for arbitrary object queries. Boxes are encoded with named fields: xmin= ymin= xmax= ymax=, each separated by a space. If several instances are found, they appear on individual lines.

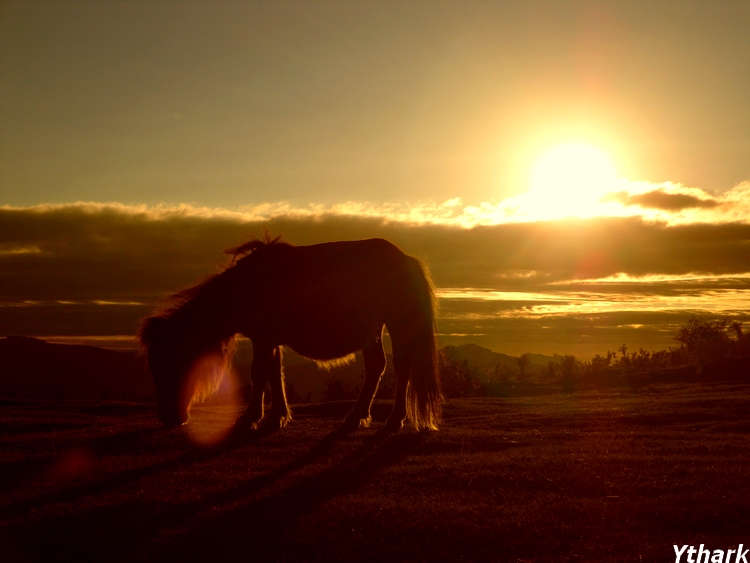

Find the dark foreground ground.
xmin=1 ymin=383 xmax=749 ymax=563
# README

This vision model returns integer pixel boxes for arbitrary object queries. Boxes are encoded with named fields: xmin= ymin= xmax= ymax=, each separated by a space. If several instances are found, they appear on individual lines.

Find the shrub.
xmin=323 ymin=378 xmax=360 ymax=401
xmin=440 ymin=354 xmax=482 ymax=397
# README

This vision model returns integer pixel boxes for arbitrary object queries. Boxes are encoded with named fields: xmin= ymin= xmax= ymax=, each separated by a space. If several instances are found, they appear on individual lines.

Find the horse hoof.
xmin=262 ymin=414 xmax=290 ymax=430
xmin=339 ymin=419 xmax=359 ymax=433
xmin=342 ymin=416 xmax=371 ymax=432
xmin=234 ymin=414 xmax=261 ymax=432
xmin=383 ymin=419 xmax=404 ymax=433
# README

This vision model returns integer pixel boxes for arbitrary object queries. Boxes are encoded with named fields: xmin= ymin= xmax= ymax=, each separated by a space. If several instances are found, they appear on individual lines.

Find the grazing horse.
xmin=138 ymin=236 xmax=443 ymax=433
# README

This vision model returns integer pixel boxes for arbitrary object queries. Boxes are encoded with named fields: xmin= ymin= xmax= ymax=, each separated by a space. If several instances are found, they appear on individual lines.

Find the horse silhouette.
xmin=138 ymin=236 xmax=442 ymax=433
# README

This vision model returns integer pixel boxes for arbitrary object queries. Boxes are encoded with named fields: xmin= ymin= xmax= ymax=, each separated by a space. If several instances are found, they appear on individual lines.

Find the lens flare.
xmin=183 ymin=356 xmax=243 ymax=447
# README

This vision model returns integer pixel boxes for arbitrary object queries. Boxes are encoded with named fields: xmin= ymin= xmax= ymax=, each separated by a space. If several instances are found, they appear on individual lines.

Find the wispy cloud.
xmin=438 ymin=287 xmax=750 ymax=317
xmin=551 ymin=272 xmax=750 ymax=285
xmin=0 ymin=244 xmax=42 ymax=255
xmin=602 ymin=189 xmax=719 ymax=211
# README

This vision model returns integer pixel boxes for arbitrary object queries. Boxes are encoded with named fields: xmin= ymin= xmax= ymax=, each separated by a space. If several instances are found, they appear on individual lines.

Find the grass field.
xmin=2 ymin=383 xmax=749 ymax=562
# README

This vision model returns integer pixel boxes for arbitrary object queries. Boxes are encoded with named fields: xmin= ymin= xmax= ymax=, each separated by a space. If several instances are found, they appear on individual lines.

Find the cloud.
xmin=462 ymin=181 xmax=749 ymax=225
xmin=2 ymin=201 xmax=750 ymax=355
xmin=602 ymin=189 xmax=720 ymax=210
xmin=3 ymin=202 xmax=750 ymax=296
xmin=2 ymin=180 xmax=747 ymax=230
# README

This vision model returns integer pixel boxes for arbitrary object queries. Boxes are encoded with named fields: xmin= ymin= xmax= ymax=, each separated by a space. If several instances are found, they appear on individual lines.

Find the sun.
xmin=526 ymin=143 xmax=617 ymax=218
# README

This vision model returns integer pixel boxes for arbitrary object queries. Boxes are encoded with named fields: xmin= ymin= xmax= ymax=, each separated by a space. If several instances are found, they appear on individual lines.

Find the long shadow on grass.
xmin=4 ymin=426 xmax=339 ymax=562
xmin=156 ymin=430 xmax=428 ymax=562
xmin=0 ymin=421 xmax=257 ymax=519
xmin=6 ymin=426 xmax=411 ymax=562
xmin=1 ymin=409 xmax=357 ymax=522
xmin=0 ymin=425 xmax=163 ymax=496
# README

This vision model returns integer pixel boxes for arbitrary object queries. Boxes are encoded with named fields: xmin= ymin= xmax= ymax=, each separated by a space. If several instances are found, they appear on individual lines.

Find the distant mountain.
xmin=0 ymin=336 xmax=367 ymax=404
xmin=525 ymin=352 xmax=565 ymax=367
xmin=0 ymin=336 xmax=153 ymax=401
xmin=444 ymin=343 xmax=518 ymax=370
xmin=443 ymin=343 xmax=559 ymax=373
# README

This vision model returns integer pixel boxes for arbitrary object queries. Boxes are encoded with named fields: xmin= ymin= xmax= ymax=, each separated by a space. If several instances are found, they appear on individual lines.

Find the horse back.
xmin=233 ymin=238 xmax=422 ymax=358
xmin=247 ymin=238 xmax=407 ymax=286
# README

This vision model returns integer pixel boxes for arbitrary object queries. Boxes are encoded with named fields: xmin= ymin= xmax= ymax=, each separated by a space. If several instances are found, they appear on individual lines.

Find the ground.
xmin=1 ymin=383 xmax=749 ymax=562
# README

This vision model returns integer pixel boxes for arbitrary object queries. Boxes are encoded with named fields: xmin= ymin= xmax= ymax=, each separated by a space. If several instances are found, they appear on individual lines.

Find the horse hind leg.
xmin=265 ymin=346 xmax=291 ymax=429
xmin=384 ymin=348 xmax=409 ymax=432
xmin=342 ymin=327 xmax=386 ymax=431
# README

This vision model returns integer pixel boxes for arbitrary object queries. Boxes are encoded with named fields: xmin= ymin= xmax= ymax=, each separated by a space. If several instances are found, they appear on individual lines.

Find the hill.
xmin=0 ymin=337 xmax=560 ymax=403
xmin=0 ymin=337 xmax=375 ymax=404
xmin=0 ymin=336 xmax=153 ymax=401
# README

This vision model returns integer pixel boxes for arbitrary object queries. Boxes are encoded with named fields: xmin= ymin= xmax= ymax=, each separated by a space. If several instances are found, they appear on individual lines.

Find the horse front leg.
xmin=235 ymin=343 xmax=274 ymax=431
xmin=343 ymin=328 xmax=386 ymax=431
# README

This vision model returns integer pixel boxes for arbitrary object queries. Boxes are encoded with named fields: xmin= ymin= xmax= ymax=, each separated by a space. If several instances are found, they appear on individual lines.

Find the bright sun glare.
xmin=527 ymin=143 xmax=617 ymax=219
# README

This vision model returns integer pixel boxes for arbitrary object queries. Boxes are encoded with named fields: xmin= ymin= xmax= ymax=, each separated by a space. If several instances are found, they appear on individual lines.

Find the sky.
xmin=1 ymin=1 xmax=750 ymax=358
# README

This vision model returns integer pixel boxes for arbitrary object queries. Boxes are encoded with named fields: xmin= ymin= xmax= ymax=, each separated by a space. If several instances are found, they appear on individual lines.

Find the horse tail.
xmin=404 ymin=257 xmax=443 ymax=430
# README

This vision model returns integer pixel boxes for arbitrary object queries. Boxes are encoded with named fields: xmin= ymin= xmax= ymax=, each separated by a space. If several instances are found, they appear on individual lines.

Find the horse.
xmin=138 ymin=236 xmax=443 ymax=434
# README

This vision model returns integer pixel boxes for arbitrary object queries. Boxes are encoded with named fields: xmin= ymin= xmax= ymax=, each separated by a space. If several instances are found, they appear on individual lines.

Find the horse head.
xmin=142 ymin=318 xmax=234 ymax=429
xmin=139 ymin=316 xmax=196 ymax=427
xmin=140 ymin=315 xmax=234 ymax=428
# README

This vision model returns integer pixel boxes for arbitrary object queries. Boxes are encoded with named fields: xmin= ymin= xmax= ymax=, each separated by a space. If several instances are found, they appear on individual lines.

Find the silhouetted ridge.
xmin=0 ymin=336 xmax=153 ymax=401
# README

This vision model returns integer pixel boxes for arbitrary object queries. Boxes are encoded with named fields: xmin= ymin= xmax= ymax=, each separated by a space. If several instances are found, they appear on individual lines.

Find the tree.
xmin=517 ymin=353 xmax=532 ymax=382
xmin=561 ymin=355 xmax=577 ymax=393
xmin=675 ymin=317 xmax=737 ymax=363
xmin=440 ymin=355 xmax=482 ymax=397
xmin=590 ymin=351 xmax=615 ymax=371
xmin=284 ymin=381 xmax=300 ymax=404
xmin=544 ymin=360 xmax=559 ymax=382
xmin=323 ymin=378 xmax=359 ymax=401
xmin=490 ymin=362 xmax=508 ymax=384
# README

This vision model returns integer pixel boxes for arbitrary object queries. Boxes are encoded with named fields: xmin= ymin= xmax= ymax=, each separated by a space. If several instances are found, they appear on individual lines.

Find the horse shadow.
xmin=3 ymin=413 xmax=427 ymax=563
xmin=155 ymin=429 xmax=428 ymax=562
xmin=0 ymin=425 xmax=166 ymax=518
xmin=0 ymin=417 xmax=292 ymax=521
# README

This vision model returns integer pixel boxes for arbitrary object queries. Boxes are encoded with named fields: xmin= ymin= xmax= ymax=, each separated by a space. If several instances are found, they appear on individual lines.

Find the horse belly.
xmin=243 ymin=240 xmax=401 ymax=360
xmin=258 ymin=294 xmax=380 ymax=360
xmin=285 ymin=310 xmax=381 ymax=360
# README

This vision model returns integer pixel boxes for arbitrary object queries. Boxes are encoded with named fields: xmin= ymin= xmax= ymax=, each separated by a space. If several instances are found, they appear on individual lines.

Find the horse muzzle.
xmin=157 ymin=405 xmax=189 ymax=428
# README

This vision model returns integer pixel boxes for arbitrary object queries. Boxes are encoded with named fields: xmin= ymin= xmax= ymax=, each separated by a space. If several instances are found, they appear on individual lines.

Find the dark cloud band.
xmin=2 ymin=203 xmax=750 ymax=354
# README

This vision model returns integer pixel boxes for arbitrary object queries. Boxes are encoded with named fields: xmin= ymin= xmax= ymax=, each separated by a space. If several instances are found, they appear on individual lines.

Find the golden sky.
xmin=1 ymin=1 xmax=750 ymax=356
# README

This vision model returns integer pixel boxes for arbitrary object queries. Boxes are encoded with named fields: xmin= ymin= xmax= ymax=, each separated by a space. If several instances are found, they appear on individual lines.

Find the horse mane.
xmin=138 ymin=232 xmax=289 ymax=406
xmin=138 ymin=272 xmax=238 ymax=409
xmin=140 ymin=232 xmax=288 ymax=346
xmin=223 ymin=231 xmax=287 ymax=265
xmin=138 ymin=278 xmax=220 ymax=353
